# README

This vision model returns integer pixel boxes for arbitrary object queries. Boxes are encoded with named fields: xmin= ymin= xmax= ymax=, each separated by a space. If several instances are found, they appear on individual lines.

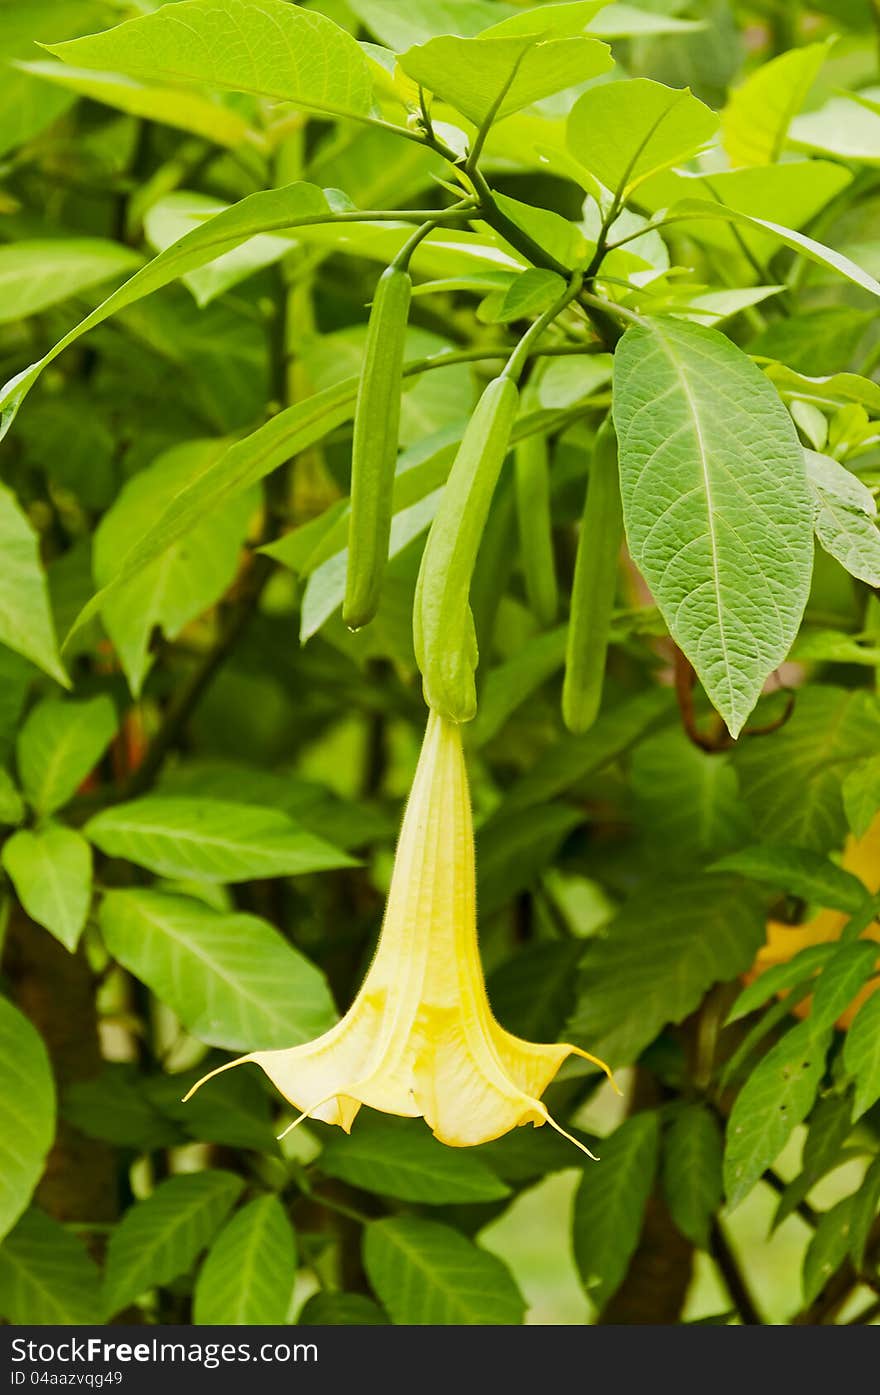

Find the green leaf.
xmin=488 ymin=941 xmax=584 ymax=1042
xmin=0 ymin=1 xmax=108 ymax=158
xmin=843 ymin=994 xmax=880 ymax=1120
xmin=843 ymin=756 xmax=880 ymax=839
xmin=0 ymin=239 xmax=141 ymax=325
xmin=103 ymin=1171 xmax=243 ymax=1318
xmin=724 ymin=1020 xmax=831 ymax=1208
xmin=773 ymin=1092 xmax=854 ymax=1231
xmin=62 ymin=1065 xmax=182 ymax=1151
xmin=399 ymin=31 xmax=611 ymax=127
xmin=613 ymin=318 xmax=813 ymax=737
xmin=363 ymin=1217 xmax=525 ymax=1325
xmin=809 ymin=942 xmax=879 ymax=1035
xmin=631 ymin=729 xmax=751 ymax=870
xmin=476 ymin=806 xmax=582 ymax=917
xmin=93 ymin=441 xmax=256 ymax=696
xmin=99 ymin=888 xmax=336 ymax=1052
xmin=472 ymin=626 xmax=567 ymax=745
xmin=17 ymin=695 xmax=117 ymax=815
xmin=711 ymin=845 xmax=867 ymax=914
xmin=726 ymin=944 xmax=838 ymax=1025
xmin=848 ymin=1154 xmax=880 ymax=1269
xmin=0 ymin=488 xmax=68 ymax=685
xmin=734 ymin=687 xmax=880 ymax=852
xmin=805 ymin=450 xmax=880 ymax=589
xmin=790 ymin=92 xmax=880 ymax=167
xmin=148 ymin=1065 xmax=279 ymax=1154
xmin=18 ymin=60 xmax=258 ymax=149
xmin=567 ymin=78 xmax=718 ymax=196
xmin=2 ymin=825 xmax=92 ymax=952
xmin=662 ymin=1105 xmax=723 ymax=1250
xmin=70 ymin=377 xmax=359 ymax=645
xmin=193 ymin=1195 xmax=296 ymax=1326
xmin=0 ymin=769 xmax=24 ymax=827
xmin=0 ymin=999 xmax=55 ymax=1243
xmin=802 ymin=1195 xmax=854 ymax=1306
xmin=570 ymin=876 xmax=764 ymax=1067
xmin=669 ymin=200 xmax=880 ymax=301
xmin=299 ymin=1292 xmax=388 ymax=1325
xmin=143 ymin=193 xmax=294 ymax=307
xmin=320 ymin=1114 xmax=511 ymax=1205
xmin=0 ymin=1209 xmax=101 ymax=1325
xmin=502 ymin=687 xmax=673 ymax=814
xmin=721 ymin=41 xmax=829 ymax=167
xmin=484 ymin=267 xmax=566 ymax=324
xmin=47 ymin=0 xmax=375 ymax=120
xmin=572 ymin=1112 xmax=660 ymax=1310
xmin=0 ymin=182 xmax=333 ymax=442
xmin=85 ymin=796 xmax=354 ymax=883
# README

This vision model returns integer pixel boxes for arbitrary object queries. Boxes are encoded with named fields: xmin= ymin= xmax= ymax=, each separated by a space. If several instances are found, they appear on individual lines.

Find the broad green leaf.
xmin=93 ymin=441 xmax=256 ymax=696
xmin=613 ymin=319 xmax=813 ymax=737
xmin=773 ymin=1092 xmax=854 ymax=1232
xmin=722 ymin=41 xmax=829 ymax=167
xmin=843 ymin=755 xmax=880 ymax=839
xmin=570 ymin=876 xmax=764 ymax=1066
xmin=86 ymin=796 xmax=353 ymax=883
xmin=476 ymin=806 xmax=582 ymax=917
xmin=0 ymin=489 xmax=68 ymax=685
xmin=809 ymin=942 xmax=879 ymax=1034
xmin=751 ymin=308 xmax=872 ymax=379
xmin=320 ymin=1114 xmax=511 ymax=1204
xmin=502 ymin=687 xmax=673 ymax=814
xmin=0 ymin=1209 xmax=101 ymax=1325
xmin=0 ymin=239 xmax=140 ymax=325
xmin=0 ymin=1 xmax=108 ymax=158
xmin=488 ymin=941 xmax=584 ymax=1042
xmin=482 ymin=267 xmax=566 ymax=323
xmin=567 ymin=79 xmax=718 ymax=196
xmin=363 ymin=1217 xmax=525 ymax=1325
xmin=193 ymin=1196 xmax=296 ymax=1326
xmin=790 ymin=92 xmax=880 ymax=167
xmin=572 ymin=1112 xmax=660 ymax=1310
xmin=662 ymin=1105 xmax=723 ymax=1250
xmin=143 ymin=194 xmax=294 ymax=307
xmin=802 ymin=1196 xmax=854 ymax=1306
xmin=149 ymin=1065 xmax=279 ymax=1154
xmin=765 ymin=364 xmax=880 ymax=416
xmin=724 ymin=1020 xmax=831 ymax=1208
xmin=2 ymin=825 xmax=92 ymax=952
xmin=711 ymin=845 xmax=867 ymax=914
xmin=18 ymin=61 xmax=257 ymax=149
xmin=843 ymin=994 xmax=880 ymax=1120
xmin=587 ymin=3 xmax=704 ymax=36
xmin=848 ymin=1155 xmax=880 ymax=1269
xmin=668 ymin=200 xmax=880 ymax=300
xmin=103 ymin=1171 xmax=243 ymax=1317
xmin=0 ymin=999 xmax=55 ymax=1243
xmin=472 ymin=626 xmax=567 ymax=744
xmin=99 ymin=889 xmax=336 ymax=1051
xmin=17 ymin=695 xmax=117 ymax=815
xmin=631 ymin=729 xmax=750 ymax=870
xmin=0 ymin=182 xmax=333 ymax=441
xmin=805 ymin=450 xmax=880 ymax=588
xmin=47 ymin=0 xmax=375 ymax=121
xmin=70 ymin=377 xmax=359 ymax=644
xmin=299 ymin=1292 xmax=388 ymax=1324
xmin=734 ymin=687 xmax=880 ymax=852
xmin=791 ymin=629 xmax=880 ymax=667
xmin=399 ymin=32 xmax=612 ymax=127
xmin=726 ymin=944 xmax=837 ymax=1026
xmin=485 ymin=2 xmax=609 ymax=38
xmin=62 ymin=1065 xmax=182 ymax=1152
xmin=349 ymin=0 xmax=502 ymax=48
xmin=0 ymin=770 xmax=23 ymax=827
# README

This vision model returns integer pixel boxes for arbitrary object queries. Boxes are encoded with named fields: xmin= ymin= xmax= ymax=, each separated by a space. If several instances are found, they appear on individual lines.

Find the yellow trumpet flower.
xmin=185 ymin=711 xmax=615 ymax=1151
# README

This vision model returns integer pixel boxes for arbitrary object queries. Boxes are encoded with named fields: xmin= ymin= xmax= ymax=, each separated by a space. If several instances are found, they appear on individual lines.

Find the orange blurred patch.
xmin=749 ymin=816 xmax=880 ymax=1027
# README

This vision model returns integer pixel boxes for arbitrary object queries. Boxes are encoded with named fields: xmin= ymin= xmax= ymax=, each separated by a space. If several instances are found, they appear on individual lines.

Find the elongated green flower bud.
xmin=415 ymin=374 xmax=520 ymax=723
xmin=343 ymin=263 xmax=411 ymax=630
xmin=515 ymin=431 xmax=558 ymax=627
xmin=562 ymin=416 xmax=623 ymax=734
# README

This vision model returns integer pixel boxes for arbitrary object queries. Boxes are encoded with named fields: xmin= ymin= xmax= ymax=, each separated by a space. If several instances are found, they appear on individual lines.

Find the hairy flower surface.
xmin=187 ymin=712 xmax=613 ymax=1149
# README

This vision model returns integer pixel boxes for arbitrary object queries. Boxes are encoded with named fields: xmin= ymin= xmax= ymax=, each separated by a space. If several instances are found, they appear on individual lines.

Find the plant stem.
xmin=709 ymin=1219 xmax=764 ymax=1324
